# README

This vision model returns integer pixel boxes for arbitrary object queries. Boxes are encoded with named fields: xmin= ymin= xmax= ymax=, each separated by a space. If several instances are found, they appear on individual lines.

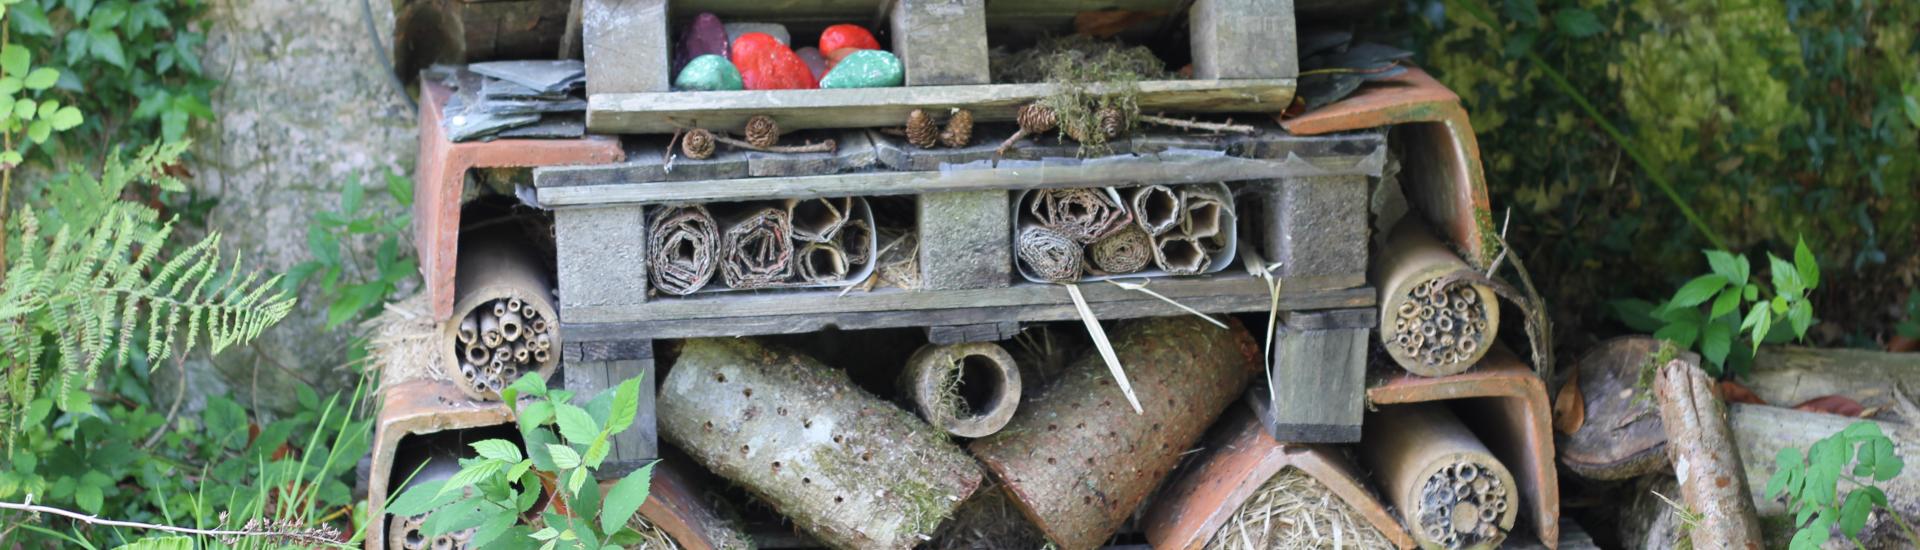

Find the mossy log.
xmin=658 ymin=338 xmax=984 ymax=550
xmin=970 ymin=317 xmax=1260 ymax=550
xmin=1362 ymin=403 xmax=1519 ymax=550
xmin=1372 ymin=219 xmax=1499 ymax=377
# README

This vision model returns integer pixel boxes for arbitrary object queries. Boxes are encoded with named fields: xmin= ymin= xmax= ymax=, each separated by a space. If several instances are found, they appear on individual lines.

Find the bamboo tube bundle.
xmin=787 ymin=197 xmax=854 ymax=243
xmin=388 ymin=447 xmax=477 ymax=550
xmin=971 ymin=317 xmax=1261 ymax=550
xmin=444 ymin=231 xmax=561 ymax=401
xmin=898 ymin=343 xmax=1024 ymax=438
xmin=1087 ymin=225 xmax=1152 ymax=274
xmin=1127 ymin=185 xmax=1183 ymax=236
xmin=720 ymin=207 xmax=795 ymax=289
xmin=659 ymin=338 xmax=983 ymax=550
xmin=1016 ymin=225 xmax=1084 ymax=282
xmin=1374 ymin=220 xmax=1500 ymax=377
xmin=1362 ymin=404 xmax=1518 ymax=550
xmin=648 ymin=205 xmax=721 ymax=295
xmin=1028 ymin=188 xmax=1133 ymax=243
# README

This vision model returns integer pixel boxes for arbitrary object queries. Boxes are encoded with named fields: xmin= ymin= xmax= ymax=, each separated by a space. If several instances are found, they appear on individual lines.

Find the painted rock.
xmin=731 ymin=33 xmax=817 ymax=90
xmin=675 ymin=54 xmax=744 ymax=91
xmin=724 ymin=22 xmax=790 ymax=47
xmin=819 ymin=24 xmax=881 ymax=55
xmin=796 ymin=47 xmax=830 ymax=83
xmin=824 ymin=46 xmax=862 ymax=70
xmin=672 ymin=12 xmax=728 ymax=75
xmin=818 ymin=49 xmax=904 ymax=89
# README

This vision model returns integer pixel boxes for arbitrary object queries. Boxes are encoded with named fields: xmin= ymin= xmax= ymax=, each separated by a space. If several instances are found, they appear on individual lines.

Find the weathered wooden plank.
xmin=891 ymin=0 xmax=990 ymax=85
xmin=582 ymin=0 xmax=668 ymax=95
xmin=1189 ymin=0 xmax=1296 ymax=79
xmin=588 ymin=79 xmax=1296 ymax=134
xmin=1257 ymin=174 xmax=1370 ymax=291
xmin=563 ymin=340 xmax=658 ymax=475
xmin=745 ymin=130 xmax=879 ymax=177
xmin=919 ymin=190 xmax=1012 ymax=290
xmin=536 ymin=150 xmax=1379 ymax=207
xmin=926 ymin=322 xmax=1023 ymax=344
xmin=1263 ymin=318 xmax=1369 ymax=443
xmin=555 ymin=205 xmax=649 ymax=309
xmin=1281 ymin=308 xmax=1377 ymax=331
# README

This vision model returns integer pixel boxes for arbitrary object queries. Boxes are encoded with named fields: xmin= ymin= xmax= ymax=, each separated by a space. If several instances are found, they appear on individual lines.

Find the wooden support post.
xmin=563 ymin=339 xmax=658 ymax=476
xmin=1189 ymin=0 xmax=1298 ymax=79
xmin=582 ymin=0 xmax=669 ymax=95
xmin=1653 ymin=359 xmax=1763 ymax=549
xmin=925 ymin=321 xmax=1020 ymax=344
xmin=889 ymin=0 xmax=990 ymax=86
xmin=555 ymin=205 xmax=650 ymax=310
xmin=918 ymin=191 xmax=1012 ymax=290
xmin=1259 ymin=175 xmax=1370 ymax=291
xmin=1263 ymin=308 xmax=1374 ymax=443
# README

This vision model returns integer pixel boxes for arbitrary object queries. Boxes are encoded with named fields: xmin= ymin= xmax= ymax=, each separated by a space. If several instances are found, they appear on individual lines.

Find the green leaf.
xmin=1704 ymin=250 xmax=1747 ymax=286
xmin=113 ymin=537 xmax=193 ymax=550
xmin=1701 ymin=319 xmax=1732 ymax=367
xmin=1794 ymin=237 xmax=1819 ymax=290
xmin=1788 ymin=300 xmax=1813 ymax=340
xmin=1669 ymin=274 xmax=1728 ymax=308
xmin=1767 ymin=447 xmax=1803 ymax=498
xmin=1770 ymin=253 xmax=1803 ymax=297
xmin=1747 ymin=307 xmax=1772 ymax=353
xmin=14 ymin=97 xmax=33 ymax=119
xmin=608 ymin=376 xmax=643 ymax=435
xmin=531 ymin=527 xmax=560 ymax=541
xmin=1502 ymin=0 xmax=1541 ymax=26
xmin=506 ymin=459 xmax=534 ymax=482
xmin=1790 ymin=516 xmax=1831 ymax=550
xmin=388 ymin=479 xmax=456 ymax=516
xmin=88 ymin=29 xmax=127 ymax=69
xmin=555 ymin=403 xmax=599 ymax=445
xmin=423 ymin=498 xmax=493 ymax=536
xmin=1552 ymin=8 xmax=1604 ymax=38
xmin=9 ymin=3 xmax=54 ymax=37
xmin=436 ymin=459 xmax=507 ymax=499
xmin=506 ymin=371 xmax=549 ymax=399
xmin=1840 ymin=490 xmax=1876 ymax=537
xmin=520 ymin=400 xmax=555 ymax=430
xmin=22 ymin=67 xmax=56 ymax=91
xmin=548 ymin=443 xmax=582 ymax=470
xmin=387 ymin=171 xmax=414 ymax=206
xmin=1610 ymin=299 xmax=1664 ymax=332
xmin=470 ymin=511 xmax=518 ymax=548
xmin=471 ymin=439 xmax=524 ymax=463
xmin=600 ymin=462 xmax=655 ymax=534
xmin=26 ymin=119 xmax=49 ymax=143
xmin=1772 ymin=296 xmax=1789 ymax=315
xmin=584 ymin=437 xmax=610 ymax=468
xmin=0 ymin=44 xmax=27 ymax=77
xmin=1709 ymin=288 xmax=1740 ymax=320
xmin=342 ymin=177 xmax=365 ymax=214
xmin=1744 ymin=284 xmax=1760 ymax=301
xmin=1654 ymin=318 xmax=1700 ymax=350
xmin=50 ymin=106 xmax=81 ymax=131
xmin=569 ymin=466 xmax=589 ymax=495
xmin=75 ymin=483 xmax=103 ymax=513
xmin=0 ymin=75 xmax=18 ymax=95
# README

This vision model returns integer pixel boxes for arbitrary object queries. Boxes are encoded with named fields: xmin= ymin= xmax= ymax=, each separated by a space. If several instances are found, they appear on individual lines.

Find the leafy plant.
xmin=6 ymin=0 xmax=216 ymax=156
xmin=387 ymin=372 xmax=655 ymax=550
xmin=1640 ymin=238 xmax=1820 ymax=376
xmin=283 ymin=170 xmax=417 ymax=330
xmin=1766 ymin=420 xmax=1918 ymax=549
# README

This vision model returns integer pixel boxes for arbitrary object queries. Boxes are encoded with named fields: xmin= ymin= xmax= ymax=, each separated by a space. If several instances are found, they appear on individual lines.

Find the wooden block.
xmin=918 ymin=190 xmax=1011 ymax=290
xmin=1189 ymin=0 xmax=1298 ymax=79
xmin=1281 ymin=308 xmax=1376 ymax=331
xmin=1258 ymin=174 xmax=1369 ymax=290
xmin=925 ymin=322 xmax=1021 ymax=344
xmin=583 ymin=0 xmax=669 ymax=95
xmin=563 ymin=339 xmax=658 ymax=476
xmin=1263 ymin=314 xmax=1368 ymax=443
xmin=555 ymin=205 xmax=649 ymax=310
xmin=890 ymin=0 xmax=990 ymax=85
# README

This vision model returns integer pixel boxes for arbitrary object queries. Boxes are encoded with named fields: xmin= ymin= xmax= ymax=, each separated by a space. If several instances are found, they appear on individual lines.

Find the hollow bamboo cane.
xmin=442 ymin=228 xmax=562 ymax=401
xmin=1373 ymin=219 xmax=1500 ymax=376
xmin=1362 ymin=403 xmax=1519 ymax=550
xmin=897 ymin=343 xmax=1023 ymax=438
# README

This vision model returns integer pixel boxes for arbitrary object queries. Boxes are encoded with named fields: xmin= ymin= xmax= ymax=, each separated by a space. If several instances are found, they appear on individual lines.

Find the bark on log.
xmin=1361 ymin=403 xmax=1519 ymax=550
xmin=657 ymin=338 xmax=983 ymax=550
xmin=1654 ymin=359 xmax=1764 ymax=549
xmin=898 ymin=342 xmax=1023 ymax=438
xmin=1372 ymin=219 xmax=1500 ymax=377
xmin=444 ymin=228 xmax=560 ymax=400
xmin=1746 ymin=346 xmax=1920 ymax=420
xmin=970 ymin=317 xmax=1261 ymax=550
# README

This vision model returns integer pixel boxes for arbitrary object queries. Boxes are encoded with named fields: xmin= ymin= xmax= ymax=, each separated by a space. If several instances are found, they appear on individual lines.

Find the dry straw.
xmin=1205 ymin=468 xmax=1396 ymax=550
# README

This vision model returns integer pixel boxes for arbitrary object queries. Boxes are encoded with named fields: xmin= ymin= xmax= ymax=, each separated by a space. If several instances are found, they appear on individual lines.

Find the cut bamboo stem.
xmin=443 ymin=228 xmax=562 ymax=401
xmin=897 ymin=343 xmax=1023 ymax=438
xmin=499 ymin=310 xmax=523 ymax=342
xmin=1362 ymin=403 xmax=1518 ymax=550
xmin=1374 ymin=219 xmax=1500 ymax=376
xmin=1654 ymin=359 xmax=1763 ymax=549
xmin=457 ymin=317 xmax=477 ymax=345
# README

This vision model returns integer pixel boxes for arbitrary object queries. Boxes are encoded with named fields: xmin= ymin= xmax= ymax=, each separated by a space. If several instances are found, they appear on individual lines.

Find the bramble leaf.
xmin=1670 ymin=274 xmax=1727 ymax=308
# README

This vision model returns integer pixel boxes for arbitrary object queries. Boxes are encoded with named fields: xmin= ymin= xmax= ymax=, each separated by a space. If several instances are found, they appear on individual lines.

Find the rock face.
xmin=676 ymin=54 xmax=745 ymax=91
xmin=180 ymin=0 xmax=418 ymax=416
xmin=819 ymin=49 xmax=904 ymax=89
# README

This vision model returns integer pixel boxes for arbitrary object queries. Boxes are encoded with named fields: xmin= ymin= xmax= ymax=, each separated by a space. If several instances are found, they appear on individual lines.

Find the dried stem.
xmin=1137 ymin=114 xmax=1257 ymax=135
xmin=992 ymin=128 xmax=1032 ymax=168
xmin=0 ymin=500 xmax=343 ymax=545
xmin=713 ymin=133 xmax=835 ymax=154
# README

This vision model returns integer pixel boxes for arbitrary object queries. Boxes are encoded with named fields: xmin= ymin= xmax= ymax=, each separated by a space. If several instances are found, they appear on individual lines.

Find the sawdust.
xmin=1204 ymin=468 xmax=1396 ymax=550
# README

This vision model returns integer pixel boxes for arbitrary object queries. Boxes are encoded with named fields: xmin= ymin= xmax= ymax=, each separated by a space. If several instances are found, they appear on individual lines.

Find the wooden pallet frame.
xmin=582 ymin=0 xmax=1297 ymax=134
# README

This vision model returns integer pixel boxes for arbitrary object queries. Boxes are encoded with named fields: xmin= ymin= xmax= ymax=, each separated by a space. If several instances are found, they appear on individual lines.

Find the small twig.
xmin=992 ymin=128 xmax=1032 ymax=167
xmin=141 ymin=353 xmax=190 ymax=450
xmin=878 ymin=128 xmax=909 ymax=137
xmin=1138 ymin=114 xmax=1258 ymax=135
xmin=0 ymin=499 xmax=343 ymax=545
xmin=1487 ymin=208 xmax=1513 ymax=277
xmin=713 ymin=133 xmax=836 ymax=154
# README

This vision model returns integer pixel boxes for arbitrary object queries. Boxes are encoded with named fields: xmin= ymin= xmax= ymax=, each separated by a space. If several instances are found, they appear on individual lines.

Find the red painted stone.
xmin=730 ymin=33 xmax=816 ymax=90
xmin=819 ymin=24 xmax=880 ymax=56
xmin=824 ymin=46 xmax=861 ymax=70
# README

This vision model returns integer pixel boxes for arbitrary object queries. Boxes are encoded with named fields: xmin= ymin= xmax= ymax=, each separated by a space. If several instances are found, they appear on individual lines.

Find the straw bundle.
xmin=1203 ymin=468 xmax=1397 ymax=550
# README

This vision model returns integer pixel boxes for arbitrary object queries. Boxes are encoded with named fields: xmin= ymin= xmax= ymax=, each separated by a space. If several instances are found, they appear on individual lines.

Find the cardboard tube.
xmin=786 ymin=197 xmax=852 ymax=243
xmin=720 ymin=207 xmax=795 ymax=289
xmin=1028 ymin=188 xmax=1132 ymax=244
xmin=1152 ymin=234 xmax=1210 ymax=275
xmin=647 ymin=205 xmax=721 ymax=295
xmin=499 ymin=310 xmax=523 ymax=342
xmin=1088 ymin=225 xmax=1152 ymax=274
xmin=1128 ymin=185 xmax=1182 ymax=236
xmin=797 ymin=242 xmax=849 ymax=283
xmin=1016 ymin=225 xmax=1083 ymax=282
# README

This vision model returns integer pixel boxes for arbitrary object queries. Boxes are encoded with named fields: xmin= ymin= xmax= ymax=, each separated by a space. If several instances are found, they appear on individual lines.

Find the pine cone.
xmin=905 ymin=108 xmax=939 ymax=149
xmin=940 ymin=109 xmax=973 ymax=148
xmin=1017 ymin=103 xmax=1058 ymax=133
xmin=682 ymin=129 xmax=716 ymax=159
xmin=1097 ymin=106 xmax=1126 ymax=139
xmin=744 ymin=115 xmax=780 ymax=148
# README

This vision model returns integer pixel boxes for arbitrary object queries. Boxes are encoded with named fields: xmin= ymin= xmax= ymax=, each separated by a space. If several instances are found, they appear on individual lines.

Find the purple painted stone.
xmin=796 ymin=47 xmax=829 ymax=83
xmin=673 ymin=12 xmax=729 ymax=75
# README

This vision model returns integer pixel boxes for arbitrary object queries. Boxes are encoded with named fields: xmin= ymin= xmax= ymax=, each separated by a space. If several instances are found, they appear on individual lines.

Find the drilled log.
xmin=898 ymin=343 xmax=1023 ymax=438
xmin=1362 ymin=403 xmax=1519 ymax=550
xmin=1373 ymin=219 xmax=1499 ymax=376
xmin=1655 ymin=359 xmax=1764 ymax=549
xmin=659 ymin=338 xmax=983 ymax=550
xmin=970 ymin=317 xmax=1261 ymax=550
xmin=443 ymin=229 xmax=560 ymax=401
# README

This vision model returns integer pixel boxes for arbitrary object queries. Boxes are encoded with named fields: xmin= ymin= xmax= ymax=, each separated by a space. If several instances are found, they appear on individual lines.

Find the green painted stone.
xmin=818 ymin=50 xmax=904 ymax=89
xmin=676 ymin=54 xmax=744 ymax=91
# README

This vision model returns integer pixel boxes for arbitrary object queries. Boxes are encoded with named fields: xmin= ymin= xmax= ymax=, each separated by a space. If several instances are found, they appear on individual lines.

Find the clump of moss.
xmin=993 ymin=36 xmax=1171 ymax=156
xmin=1634 ymin=340 xmax=1680 ymax=404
